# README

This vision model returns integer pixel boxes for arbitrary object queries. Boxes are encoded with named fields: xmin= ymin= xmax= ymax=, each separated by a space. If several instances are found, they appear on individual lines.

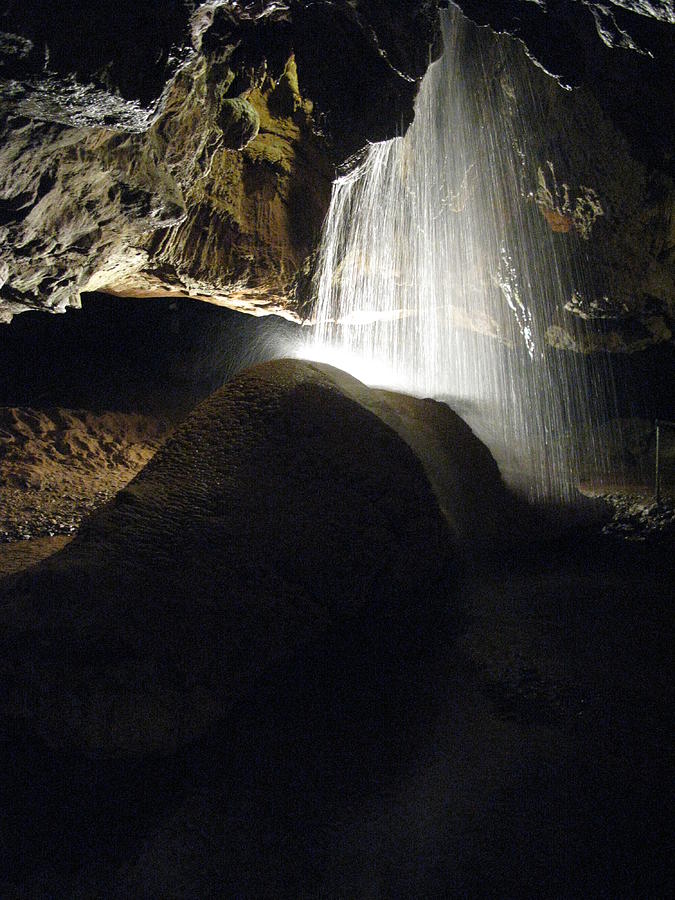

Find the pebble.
xmin=601 ymin=493 xmax=675 ymax=542
xmin=0 ymin=489 xmax=114 ymax=543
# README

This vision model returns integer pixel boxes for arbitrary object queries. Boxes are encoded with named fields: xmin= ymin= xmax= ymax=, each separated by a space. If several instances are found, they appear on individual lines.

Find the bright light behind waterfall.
xmin=299 ymin=5 xmax=620 ymax=503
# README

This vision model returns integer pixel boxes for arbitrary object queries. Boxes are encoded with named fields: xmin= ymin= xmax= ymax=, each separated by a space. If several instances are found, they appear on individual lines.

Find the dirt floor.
xmin=0 ymin=406 xmax=175 ymax=542
xmin=0 ymin=535 xmax=72 ymax=578
xmin=0 ymin=404 xmax=174 ymax=575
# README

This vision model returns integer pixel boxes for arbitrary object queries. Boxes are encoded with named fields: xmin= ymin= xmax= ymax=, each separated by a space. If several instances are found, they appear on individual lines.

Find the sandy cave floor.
xmin=0 ymin=405 xmax=176 ymax=548
xmin=0 ymin=401 xmax=673 ymax=895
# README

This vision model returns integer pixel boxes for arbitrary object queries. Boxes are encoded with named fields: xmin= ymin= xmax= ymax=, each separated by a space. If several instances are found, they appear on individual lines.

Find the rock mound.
xmin=1 ymin=359 xmax=490 ymax=755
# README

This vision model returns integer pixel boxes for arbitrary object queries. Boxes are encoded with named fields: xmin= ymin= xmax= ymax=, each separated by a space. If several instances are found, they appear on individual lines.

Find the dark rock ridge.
xmin=0 ymin=358 xmax=522 ymax=755
xmin=454 ymin=0 xmax=675 ymax=173
xmin=0 ymin=1 xmax=192 ymax=108
xmin=448 ymin=0 xmax=675 ymax=353
xmin=482 ymin=22 xmax=674 ymax=354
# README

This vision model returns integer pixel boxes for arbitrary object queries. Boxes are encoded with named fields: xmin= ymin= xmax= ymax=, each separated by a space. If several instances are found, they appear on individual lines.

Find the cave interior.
xmin=0 ymin=1 xmax=673 ymax=896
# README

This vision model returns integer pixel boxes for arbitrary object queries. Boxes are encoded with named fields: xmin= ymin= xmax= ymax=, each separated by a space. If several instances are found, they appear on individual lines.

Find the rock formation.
xmin=453 ymin=0 xmax=675 ymax=353
xmin=0 ymin=1 xmax=673 ymax=354
xmin=0 ymin=1 xmax=437 ymax=322
xmin=1 ymin=358 xmax=519 ymax=755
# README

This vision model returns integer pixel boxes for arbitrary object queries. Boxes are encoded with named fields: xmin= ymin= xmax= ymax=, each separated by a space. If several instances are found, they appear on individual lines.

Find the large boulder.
xmin=0 ymin=359 xmax=523 ymax=756
xmin=1 ymin=359 xmax=518 ymax=756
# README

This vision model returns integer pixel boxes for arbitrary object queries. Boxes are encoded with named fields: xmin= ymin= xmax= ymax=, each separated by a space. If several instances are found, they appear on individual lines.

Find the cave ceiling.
xmin=0 ymin=0 xmax=673 ymax=352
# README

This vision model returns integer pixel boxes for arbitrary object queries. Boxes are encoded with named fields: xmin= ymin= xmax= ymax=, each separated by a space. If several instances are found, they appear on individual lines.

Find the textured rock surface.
xmin=0 ymin=1 xmax=193 ymax=108
xmin=419 ymin=6 xmax=675 ymax=355
xmin=0 ymin=1 xmax=438 ymax=322
xmin=0 ymin=1 xmax=673 ymax=352
xmin=101 ymin=59 xmax=334 ymax=317
xmin=216 ymin=98 xmax=260 ymax=149
xmin=491 ymin=37 xmax=675 ymax=353
xmin=429 ymin=2 xmax=674 ymax=354
xmin=1 ymin=359 xmax=494 ymax=755
xmin=454 ymin=0 xmax=675 ymax=171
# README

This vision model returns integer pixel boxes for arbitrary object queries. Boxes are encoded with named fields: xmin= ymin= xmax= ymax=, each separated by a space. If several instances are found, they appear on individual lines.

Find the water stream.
xmin=301 ymin=6 xmax=619 ymax=502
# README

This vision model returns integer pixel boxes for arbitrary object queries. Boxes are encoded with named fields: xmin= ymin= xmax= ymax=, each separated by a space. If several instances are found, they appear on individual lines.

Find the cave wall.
xmin=456 ymin=14 xmax=675 ymax=354
xmin=464 ymin=0 xmax=675 ymax=354
xmin=0 ymin=1 xmax=438 ymax=322
xmin=453 ymin=0 xmax=675 ymax=173
xmin=0 ymin=0 xmax=673 ymax=355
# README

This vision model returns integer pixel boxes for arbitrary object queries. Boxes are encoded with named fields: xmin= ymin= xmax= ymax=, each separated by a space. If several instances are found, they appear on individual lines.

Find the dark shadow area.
xmin=0 ymin=296 xmax=672 ymax=896
xmin=0 ymin=292 xmax=303 ymax=415
xmin=1 ymin=532 xmax=671 ymax=897
xmin=1 ymin=293 xmax=672 ymax=423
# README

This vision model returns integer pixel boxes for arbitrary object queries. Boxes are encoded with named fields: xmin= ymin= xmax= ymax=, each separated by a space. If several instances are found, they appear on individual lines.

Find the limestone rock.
xmin=0 ymin=1 xmax=437 ymax=323
xmin=0 ymin=117 xmax=186 ymax=319
xmin=0 ymin=1 xmax=672 ymax=352
xmin=469 ymin=17 xmax=675 ymax=353
xmin=0 ymin=359 xmax=470 ymax=755
xmin=216 ymin=98 xmax=260 ymax=149
xmin=449 ymin=2 xmax=674 ymax=351
xmin=0 ymin=44 xmax=331 ymax=322
xmin=106 ymin=65 xmax=334 ymax=317
xmin=0 ymin=1 xmax=193 ymax=108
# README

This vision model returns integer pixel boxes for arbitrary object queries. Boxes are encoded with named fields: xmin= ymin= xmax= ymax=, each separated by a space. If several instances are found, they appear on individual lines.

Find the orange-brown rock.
xmin=540 ymin=207 xmax=576 ymax=234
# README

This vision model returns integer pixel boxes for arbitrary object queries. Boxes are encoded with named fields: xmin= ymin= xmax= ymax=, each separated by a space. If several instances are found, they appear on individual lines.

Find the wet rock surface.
xmin=454 ymin=0 xmax=675 ymax=171
xmin=459 ymin=14 xmax=675 ymax=356
xmin=460 ymin=2 xmax=675 ymax=353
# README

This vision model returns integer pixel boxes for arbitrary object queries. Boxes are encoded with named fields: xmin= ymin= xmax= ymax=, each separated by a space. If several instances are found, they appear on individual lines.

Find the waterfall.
xmin=302 ymin=5 xmax=619 ymax=502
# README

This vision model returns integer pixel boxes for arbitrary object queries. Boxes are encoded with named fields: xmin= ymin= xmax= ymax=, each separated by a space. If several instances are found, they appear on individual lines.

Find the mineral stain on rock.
xmin=216 ymin=98 xmax=260 ymax=150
